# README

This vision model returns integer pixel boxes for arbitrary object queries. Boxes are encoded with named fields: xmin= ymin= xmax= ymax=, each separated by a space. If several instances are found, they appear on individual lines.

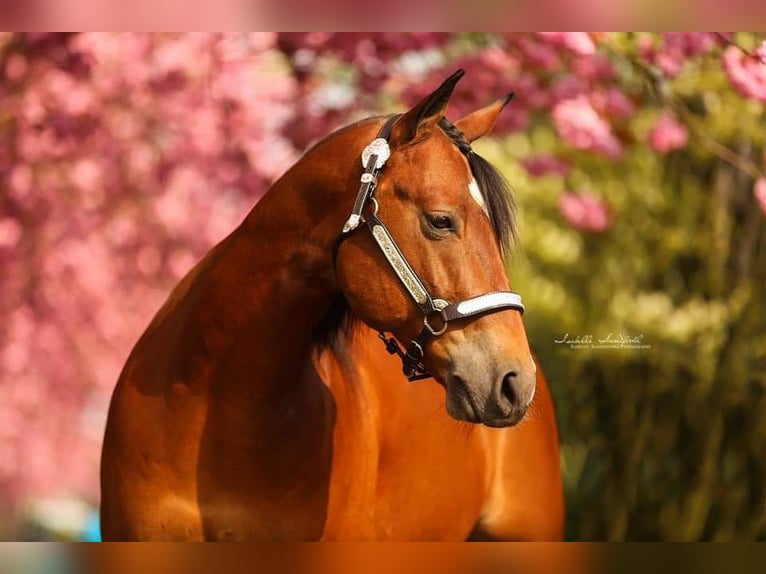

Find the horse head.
xmin=335 ymin=70 xmax=535 ymax=428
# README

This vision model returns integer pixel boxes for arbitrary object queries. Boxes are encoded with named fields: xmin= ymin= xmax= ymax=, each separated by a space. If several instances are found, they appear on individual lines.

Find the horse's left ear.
xmin=454 ymin=93 xmax=515 ymax=143
xmin=390 ymin=69 xmax=465 ymax=147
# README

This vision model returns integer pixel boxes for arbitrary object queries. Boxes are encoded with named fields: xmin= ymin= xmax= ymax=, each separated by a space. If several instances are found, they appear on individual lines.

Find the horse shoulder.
xmin=101 ymin=242 xmax=232 ymax=540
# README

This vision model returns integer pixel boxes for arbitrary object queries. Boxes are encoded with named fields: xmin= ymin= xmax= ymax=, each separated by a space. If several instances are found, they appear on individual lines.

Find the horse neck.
xmin=192 ymin=120 xmax=381 ymax=397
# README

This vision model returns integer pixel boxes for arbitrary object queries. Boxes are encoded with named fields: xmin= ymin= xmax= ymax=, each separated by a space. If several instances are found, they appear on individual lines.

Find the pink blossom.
xmin=248 ymin=33 xmax=277 ymax=51
xmin=189 ymin=106 xmax=225 ymax=156
xmin=755 ymin=178 xmax=766 ymax=216
xmin=514 ymin=73 xmax=551 ymax=109
xmin=5 ymin=54 xmax=27 ymax=81
xmin=0 ymin=218 xmax=22 ymax=249
xmin=592 ymin=88 xmax=635 ymax=119
xmin=218 ymin=33 xmax=277 ymax=59
xmin=521 ymin=155 xmax=571 ymax=178
xmin=278 ymin=32 xmax=449 ymax=74
xmin=152 ymin=34 xmax=209 ymax=76
xmin=8 ymin=165 xmax=33 ymax=200
xmin=538 ymin=32 xmax=597 ymax=56
xmin=663 ymin=33 xmax=716 ymax=59
xmin=571 ymin=54 xmax=615 ymax=81
xmin=757 ymin=41 xmax=766 ymax=66
xmin=641 ymin=33 xmax=716 ymax=78
xmin=551 ymin=75 xmax=589 ymax=102
xmin=71 ymin=158 xmax=103 ymax=194
xmin=136 ymin=246 xmax=162 ymax=275
xmin=552 ymin=95 xmax=623 ymax=158
xmin=654 ymin=52 xmax=685 ymax=77
xmin=722 ymin=46 xmax=766 ymax=103
xmin=559 ymin=192 xmax=612 ymax=232
xmin=648 ymin=112 xmax=689 ymax=153
xmin=517 ymin=37 xmax=561 ymax=72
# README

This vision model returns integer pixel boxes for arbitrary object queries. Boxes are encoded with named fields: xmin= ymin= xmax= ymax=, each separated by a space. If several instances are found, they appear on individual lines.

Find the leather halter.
xmin=333 ymin=115 xmax=525 ymax=381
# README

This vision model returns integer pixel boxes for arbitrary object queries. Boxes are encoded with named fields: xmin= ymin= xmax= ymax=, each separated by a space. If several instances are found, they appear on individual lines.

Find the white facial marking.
xmin=468 ymin=177 xmax=488 ymax=214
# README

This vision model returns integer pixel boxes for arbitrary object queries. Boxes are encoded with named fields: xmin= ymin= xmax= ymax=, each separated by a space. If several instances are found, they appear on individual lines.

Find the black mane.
xmin=311 ymin=117 xmax=517 ymax=351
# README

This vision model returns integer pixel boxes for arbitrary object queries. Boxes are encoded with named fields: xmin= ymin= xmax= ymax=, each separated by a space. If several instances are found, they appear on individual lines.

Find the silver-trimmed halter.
xmin=334 ymin=115 xmax=525 ymax=381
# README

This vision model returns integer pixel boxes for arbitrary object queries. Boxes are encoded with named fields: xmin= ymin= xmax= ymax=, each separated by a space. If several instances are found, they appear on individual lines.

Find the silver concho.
xmin=361 ymin=138 xmax=391 ymax=170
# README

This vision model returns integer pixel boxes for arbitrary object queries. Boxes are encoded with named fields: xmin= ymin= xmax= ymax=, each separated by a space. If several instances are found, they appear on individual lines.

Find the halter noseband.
xmin=333 ymin=115 xmax=525 ymax=381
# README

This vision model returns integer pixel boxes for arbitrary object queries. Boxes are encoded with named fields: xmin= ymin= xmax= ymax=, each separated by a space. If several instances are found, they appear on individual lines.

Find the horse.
xmin=99 ymin=69 xmax=564 ymax=541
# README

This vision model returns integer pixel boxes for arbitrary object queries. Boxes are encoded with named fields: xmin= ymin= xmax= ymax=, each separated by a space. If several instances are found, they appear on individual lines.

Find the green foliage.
xmin=480 ymin=50 xmax=766 ymax=540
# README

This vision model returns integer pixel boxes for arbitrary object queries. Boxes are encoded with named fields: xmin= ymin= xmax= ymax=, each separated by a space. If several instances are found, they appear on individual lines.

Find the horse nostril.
xmin=501 ymin=371 xmax=518 ymax=407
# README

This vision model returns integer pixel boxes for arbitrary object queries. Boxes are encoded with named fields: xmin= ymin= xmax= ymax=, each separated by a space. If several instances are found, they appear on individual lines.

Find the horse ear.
xmin=454 ymin=93 xmax=515 ymax=143
xmin=390 ymin=69 xmax=465 ymax=147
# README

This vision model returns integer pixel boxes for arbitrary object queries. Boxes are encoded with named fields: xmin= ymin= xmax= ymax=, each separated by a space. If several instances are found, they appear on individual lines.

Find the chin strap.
xmin=334 ymin=115 xmax=526 ymax=382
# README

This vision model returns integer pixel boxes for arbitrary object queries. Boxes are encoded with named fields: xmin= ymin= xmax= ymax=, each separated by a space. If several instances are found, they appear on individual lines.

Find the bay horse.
xmin=100 ymin=70 xmax=564 ymax=541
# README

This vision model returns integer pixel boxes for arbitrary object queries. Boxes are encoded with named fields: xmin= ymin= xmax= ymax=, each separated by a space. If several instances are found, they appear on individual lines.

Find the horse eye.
xmin=427 ymin=214 xmax=454 ymax=231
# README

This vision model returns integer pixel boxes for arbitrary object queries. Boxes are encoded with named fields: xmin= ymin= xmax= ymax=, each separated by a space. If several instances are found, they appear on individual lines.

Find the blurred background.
xmin=0 ymin=32 xmax=763 ymax=541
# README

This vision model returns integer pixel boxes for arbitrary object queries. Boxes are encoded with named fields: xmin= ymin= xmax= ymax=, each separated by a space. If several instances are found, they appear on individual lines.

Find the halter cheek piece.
xmin=333 ymin=115 xmax=525 ymax=381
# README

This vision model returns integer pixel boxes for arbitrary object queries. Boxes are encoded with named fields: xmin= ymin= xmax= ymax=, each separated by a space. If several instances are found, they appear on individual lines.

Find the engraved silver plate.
xmin=370 ymin=225 xmax=428 ymax=304
xmin=361 ymin=138 xmax=391 ymax=170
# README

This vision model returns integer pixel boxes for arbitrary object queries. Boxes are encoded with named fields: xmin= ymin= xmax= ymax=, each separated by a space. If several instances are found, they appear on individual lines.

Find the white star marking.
xmin=468 ymin=177 xmax=488 ymax=214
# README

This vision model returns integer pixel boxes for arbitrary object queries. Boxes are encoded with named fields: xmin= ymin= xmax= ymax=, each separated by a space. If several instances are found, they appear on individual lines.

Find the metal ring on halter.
xmin=406 ymin=340 xmax=424 ymax=360
xmin=423 ymin=314 xmax=448 ymax=336
xmin=370 ymin=197 xmax=380 ymax=217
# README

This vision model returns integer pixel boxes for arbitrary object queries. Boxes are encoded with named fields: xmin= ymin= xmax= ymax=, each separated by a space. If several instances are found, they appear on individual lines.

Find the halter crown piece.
xmin=334 ymin=115 xmax=525 ymax=381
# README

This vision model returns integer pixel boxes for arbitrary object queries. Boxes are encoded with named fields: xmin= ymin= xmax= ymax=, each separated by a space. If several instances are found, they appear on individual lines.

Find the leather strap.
xmin=440 ymin=291 xmax=524 ymax=321
xmin=365 ymin=214 xmax=443 ymax=316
